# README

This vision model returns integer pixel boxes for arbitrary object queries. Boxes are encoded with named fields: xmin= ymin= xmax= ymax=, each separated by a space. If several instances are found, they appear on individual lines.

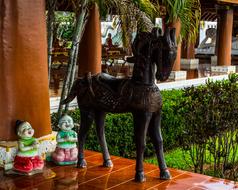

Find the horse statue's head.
xmin=127 ymin=27 xmax=177 ymax=83
xmin=153 ymin=27 xmax=177 ymax=81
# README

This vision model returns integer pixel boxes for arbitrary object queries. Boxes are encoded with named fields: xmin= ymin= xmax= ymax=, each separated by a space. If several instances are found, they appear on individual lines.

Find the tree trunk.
xmin=57 ymin=0 xmax=89 ymax=118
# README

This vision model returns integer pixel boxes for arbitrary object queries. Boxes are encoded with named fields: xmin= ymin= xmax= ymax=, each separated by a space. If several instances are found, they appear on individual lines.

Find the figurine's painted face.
xmin=58 ymin=115 xmax=74 ymax=131
xmin=17 ymin=122 xmax=34 ymax=139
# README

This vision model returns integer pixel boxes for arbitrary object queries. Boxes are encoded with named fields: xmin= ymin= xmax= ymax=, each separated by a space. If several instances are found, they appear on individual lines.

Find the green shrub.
xmin=51 ymin=89 xmax=184 ymax=158
xmin=160 ymin=89 xmax=184 ymax=150
xmin=87 ymin=113 xmax=136 ymax=158
xmin=146 ymin=148 xmax=193 ymax=171
xmin=178 ymin=74 xmax=238 ymax=180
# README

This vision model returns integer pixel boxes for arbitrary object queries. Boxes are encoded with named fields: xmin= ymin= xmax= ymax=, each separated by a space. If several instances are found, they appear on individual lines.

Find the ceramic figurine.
xmin=13 ymin=120 xmax=44 ymax=174
xmin=52 ymin=114 xmax=78 ymax=165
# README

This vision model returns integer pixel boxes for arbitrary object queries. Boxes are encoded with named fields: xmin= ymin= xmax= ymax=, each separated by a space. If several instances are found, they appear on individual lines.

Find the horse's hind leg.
xmin=148 ymin=110 xmax=171 ymax=180
xmin=133 ymin=112 xmax=152 ymax=182
xmin=95 ymin=110 xmax=113 ymax=167
xmin=78 ymin=109 xmax=94 ymax=168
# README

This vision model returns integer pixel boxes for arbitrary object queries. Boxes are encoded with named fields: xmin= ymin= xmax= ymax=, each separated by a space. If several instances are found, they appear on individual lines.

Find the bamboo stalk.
xmin=65 ymin=43 xmax=79 ymax=111
xmin=57 ymin=0 xmax=89 ymax=118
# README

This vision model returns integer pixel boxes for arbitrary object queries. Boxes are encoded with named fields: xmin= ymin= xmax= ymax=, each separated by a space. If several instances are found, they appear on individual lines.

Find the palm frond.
xmin=132 ymin=0 xmax=159 ymax=20
xmin=103 ymin=0 xmax=156 ymax=30
xmin=162 ymin=0 xmax=201 ymax=43
xmin=98 ymin=0 xmax=156 ymax=48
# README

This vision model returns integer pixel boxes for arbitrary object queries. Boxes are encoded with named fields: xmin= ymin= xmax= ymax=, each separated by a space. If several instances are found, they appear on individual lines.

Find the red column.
xmin=78 ymin=4 xmax=102 ymax=77
xmin=0 ymin=0 xmax=51 ymax=140
xmin=216 ymin=6 xmax=233 ymax=66
xmin=181 ymin=42 xmax=198 ymax=79
xmin=170 ymin=20 xmax=181 ymax=71
xmin=181 ymin=42 xmax=195 ymax=59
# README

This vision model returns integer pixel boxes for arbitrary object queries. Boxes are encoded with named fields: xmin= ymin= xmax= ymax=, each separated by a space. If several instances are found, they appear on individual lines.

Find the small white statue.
xmin=52 ymin=115 xmax=78 ymax=165
xmin=13 ymin=120 xmax=44 ymax=173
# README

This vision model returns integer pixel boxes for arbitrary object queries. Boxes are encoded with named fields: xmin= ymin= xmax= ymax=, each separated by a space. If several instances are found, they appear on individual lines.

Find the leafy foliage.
xmin=162 ymin=0 xmax=201 ymax=42
xmin=146 ymin=148 xmax=193 ymax=171
xmin=178 ymin=74 xmax=238 ymax=180
xmin=160 ymin=89 xmax=184 ymax=150
xmin=100 ymin=0 xmax=160 ymax=48
xmin=54 ymin=11 xmax=75 ymax=41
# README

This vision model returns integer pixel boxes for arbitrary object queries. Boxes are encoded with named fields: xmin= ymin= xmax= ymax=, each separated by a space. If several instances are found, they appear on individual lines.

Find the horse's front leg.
xmin=95 ymin=110 xmax=113 ymax=167
xmin=148 ymin=110 xmax=171 ymax=180
xmin=78 ymin=109 xmax=94 ymax=168
xmin=133 ymin=112 xmax=152 ymax=182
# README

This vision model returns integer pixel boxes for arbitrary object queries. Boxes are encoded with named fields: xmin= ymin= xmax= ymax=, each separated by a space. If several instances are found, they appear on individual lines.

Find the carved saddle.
xmin=84 ymin=73 xmax=162 ymax=113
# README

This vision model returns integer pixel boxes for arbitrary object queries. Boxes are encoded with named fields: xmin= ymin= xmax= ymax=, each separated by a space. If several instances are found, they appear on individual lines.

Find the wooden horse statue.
xmin=62 ymin=27 xmax=177 ymax=182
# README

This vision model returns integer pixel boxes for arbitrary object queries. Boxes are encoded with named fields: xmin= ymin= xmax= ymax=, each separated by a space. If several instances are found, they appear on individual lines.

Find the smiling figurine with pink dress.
xmin=52 ymin=115 xmax=78 ymax=165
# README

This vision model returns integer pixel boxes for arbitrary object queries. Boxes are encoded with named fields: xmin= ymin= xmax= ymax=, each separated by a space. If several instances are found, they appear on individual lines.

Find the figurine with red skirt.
xmin=12 ymin=120 xmax=44 ymax=174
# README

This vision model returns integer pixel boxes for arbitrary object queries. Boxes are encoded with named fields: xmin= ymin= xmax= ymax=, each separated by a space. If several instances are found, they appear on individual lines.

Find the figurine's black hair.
xmin=15 ymin=120 xmax=25 ymax=135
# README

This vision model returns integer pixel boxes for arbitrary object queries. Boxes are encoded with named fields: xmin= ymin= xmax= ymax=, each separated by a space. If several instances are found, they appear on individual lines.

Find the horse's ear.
xmin=163 ymin=28 xmax=171 ymax=46
xmin=151 ymin=27 xmax=161 ymax=38
xmin=170 ymin=28 xmax=177 ymax=47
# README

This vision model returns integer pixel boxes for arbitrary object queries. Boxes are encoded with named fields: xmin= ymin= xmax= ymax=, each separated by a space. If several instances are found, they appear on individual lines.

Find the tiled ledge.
xmin=0 ymin=132 xmax=57 ymax=169
xmin=157 ymin=74 xmax=229 ymax=90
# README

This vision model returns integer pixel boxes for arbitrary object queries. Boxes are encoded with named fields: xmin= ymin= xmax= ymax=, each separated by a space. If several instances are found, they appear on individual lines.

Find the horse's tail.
xmin=61 ymin=80 xmax=79 ymax=105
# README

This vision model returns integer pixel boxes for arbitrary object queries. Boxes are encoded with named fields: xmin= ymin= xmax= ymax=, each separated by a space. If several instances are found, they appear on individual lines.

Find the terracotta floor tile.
xmin=188 ymin=187 xmax=210 ymax=190
xmin=28 ymin=180 xmax=55 ymax=190
xmin=148 ymin=180 xmax=194 ymax=190
xmin=86 ymin=153 xmax=120 ymax=166
xmin=0 ymin=150 xmax=236 ymax=190
xmin=143 ymin=163 xmax=158 ymax=172
xmin=172 ymin=172 xmax=213 ymax=186
xmin=77 ymin=162 xmax=159 ymax=189
xmin=189 ymin=178 xmax=238 ymax=190
xmin=103 ymin=157 xmax=135 ymax=171
xmin=110 ymin=168 xmax=186 ymax=190
xmin=77 ymin=165 xmax=136 ymax=189
xmin=147 ymin=168 xmax=186 ymax=178
xmin=109 ymin=172 xmax=165 ymax=190
xmin=85 ymin=150 xmax=101 ymax=158
xmin=49 ymin=158 xmax=135 ymax=188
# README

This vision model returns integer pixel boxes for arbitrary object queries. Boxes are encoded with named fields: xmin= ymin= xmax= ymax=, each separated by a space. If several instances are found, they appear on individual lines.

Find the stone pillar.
xmin=78 ymin=4 xmax=101 ymax=77
xmin=0 ymin=0 xmax=51 ymax=140
xmin=216 ymin=6 xmax=233 ymax=66
xmin=181 ymin=42 xmax=199 ymax=79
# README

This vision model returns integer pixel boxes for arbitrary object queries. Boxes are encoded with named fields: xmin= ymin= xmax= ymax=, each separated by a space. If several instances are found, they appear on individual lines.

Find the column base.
xmin=0 ymin=132 xmax=57 ymax=170
xmin=211 ymin=56 xmax=217 ymax=66
xmin=211 ymin=66 xmax=236 ymax=75
xmin=169 ymin=71 xmax=187 ymax=81
xmin=181 ymin=59 xmax=199 ymax=70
